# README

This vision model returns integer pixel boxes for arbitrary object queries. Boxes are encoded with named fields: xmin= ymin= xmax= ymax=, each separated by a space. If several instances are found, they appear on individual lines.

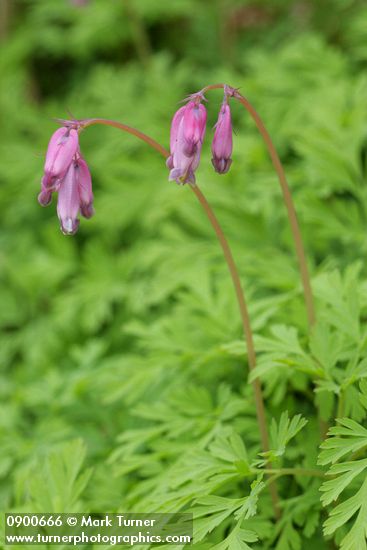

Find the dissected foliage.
xmin=1 ymin=1 xmax=367 ymax=548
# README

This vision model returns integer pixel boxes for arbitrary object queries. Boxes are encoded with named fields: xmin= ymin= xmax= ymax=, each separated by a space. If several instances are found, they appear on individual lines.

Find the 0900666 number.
xmin=6 ymin=515 xmax=63 ymax=527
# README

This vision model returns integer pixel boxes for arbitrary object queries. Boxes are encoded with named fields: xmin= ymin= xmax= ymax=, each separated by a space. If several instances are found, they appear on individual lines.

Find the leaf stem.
xmin=81 ymin=116 xmax=280 ymax=518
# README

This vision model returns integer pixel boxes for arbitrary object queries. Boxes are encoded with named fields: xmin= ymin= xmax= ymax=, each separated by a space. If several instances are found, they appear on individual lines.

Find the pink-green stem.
xmin=202 ymin=84 xmax=316 ymax=329
xmin=82 ymin=117 xmax=280 ymax=516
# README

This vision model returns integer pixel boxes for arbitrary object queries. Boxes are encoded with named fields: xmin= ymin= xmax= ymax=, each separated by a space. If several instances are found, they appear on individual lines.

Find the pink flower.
xmin=211 ymin=102 xmax=233 ymax=174
xmin=38 ymin=126 xmax=94 ymax=235
xmin=42 ymin=127 xmax=79 ymax=189
xmin=167 ymin=97 xmax=207 ymax=185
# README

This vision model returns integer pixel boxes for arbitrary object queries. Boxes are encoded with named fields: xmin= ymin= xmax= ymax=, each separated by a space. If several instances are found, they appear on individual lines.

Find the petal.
xmin=169 ymin=105 xmax=186 ymax=153
xmin=183 ymin=102 xmax=206 ymax=147
xmin=212 ymin=103 xmax=233 ymax=165
xmin=43 ymin=127 xmax=79 ymax=186
xmin=57 ymin=161 xmax=80 ymax=235
xmin=77 ymin=157 xmax=93 ymax=205
xmin=38 ymin=188 xmax=53 ymax=206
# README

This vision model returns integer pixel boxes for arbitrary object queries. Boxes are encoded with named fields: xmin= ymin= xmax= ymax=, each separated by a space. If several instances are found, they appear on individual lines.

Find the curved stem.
xmin=236 ymin=95 xmax=315 ymax=327
xmin=201 ymin=84 xmax=316 ymax=328
xmin=190 ymin=185 xmax=269 ymax=448
xmin=82 ymin=118 xmax=168 ymax=157
xmin=82 ymin=116 xmax=280 ymax=518
xmin=191 ymin=184 xmax=280 ymax=517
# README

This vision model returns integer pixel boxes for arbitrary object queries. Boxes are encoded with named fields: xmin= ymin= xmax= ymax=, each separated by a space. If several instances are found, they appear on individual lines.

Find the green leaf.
xmin=192 ymin=496 xmax=242 ymax=542
xmin=323 ymin=477 xmax=367 ymax=547
xmin=320 ymin=459 xmax=367 ymax=505
xmin=22 ymin=439 xmax=92 ymax=512
xmin=275 ymin=522 xmax=302 ymax=550
xmin=319 ymin=419 xmax=367 ymax=549
xmin=212 ymin=527 xmax=258 ymax=550
xmin=261 ymin=411 xmax=308 ymax=460
xmin=318 ymin=418 xmax=367 ymax=465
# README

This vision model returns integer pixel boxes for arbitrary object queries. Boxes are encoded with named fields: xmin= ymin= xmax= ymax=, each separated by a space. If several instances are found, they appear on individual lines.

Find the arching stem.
xmin=82 ymin=117 xmax=280 ymax=517
xmin=191 ymin=184 xmax=280 ymax=517
xmin=191 ymin=184 xmax=269 ymax=449
xmin=82 ymin=118 xmax=168 ymax=157
xmin=236 ymin=94 xmax=315 ymax=327
xmin=202 ymin=84 xmax=316 ymax=329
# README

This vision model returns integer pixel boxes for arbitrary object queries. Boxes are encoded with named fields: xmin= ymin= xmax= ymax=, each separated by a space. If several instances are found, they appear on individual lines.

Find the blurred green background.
xmin=2 ymin=0 xmax=367 ymax=547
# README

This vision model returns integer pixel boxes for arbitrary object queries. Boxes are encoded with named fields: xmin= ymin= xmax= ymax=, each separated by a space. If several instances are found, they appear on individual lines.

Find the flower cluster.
xmin=38 ymin=86 xmax=235 ymax=234
xmin=167 ymin=87 xmax=234 ymax=185
xmin=38 ymin=125 xmax=94 ymax=235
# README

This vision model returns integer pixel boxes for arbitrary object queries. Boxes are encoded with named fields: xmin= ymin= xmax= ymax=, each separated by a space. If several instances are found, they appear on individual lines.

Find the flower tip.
xmin=38 ymin=189 xmax=52 ymax=207
xmin=211 ymin=158 xmax=232 ymax=174
xmin=169 ymin=167 xmax=195 ymax=185
xmin=60 ymin=217 xmax=79 ymax=235
xmin=166 ymin=155 xmax=174 ymax=170
xmin=80 ymin=204 xmax=94 ymax=219
xmin=41 ymin=173 xmax=55 ymax=190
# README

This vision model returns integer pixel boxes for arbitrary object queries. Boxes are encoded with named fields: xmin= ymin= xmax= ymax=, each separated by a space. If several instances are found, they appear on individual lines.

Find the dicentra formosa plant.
xmin=37 ymin=83 xmax=316 ymax=517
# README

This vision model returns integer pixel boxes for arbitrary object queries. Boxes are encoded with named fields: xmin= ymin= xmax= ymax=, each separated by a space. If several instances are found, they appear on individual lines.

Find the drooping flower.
xmin=42 ymin=127 xmax=79 ymax=189
xmin=38 ymin=125 xmax=94 ymax=235
xmin=167 ymin=96 xmax=207 ymax=185
xmin=211 ymin=101 xmax=233 ymax=174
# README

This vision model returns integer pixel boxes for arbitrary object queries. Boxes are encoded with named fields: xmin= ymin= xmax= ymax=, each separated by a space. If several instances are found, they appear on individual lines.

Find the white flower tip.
xmin=60 ymin=217 xmax=79 ymax=235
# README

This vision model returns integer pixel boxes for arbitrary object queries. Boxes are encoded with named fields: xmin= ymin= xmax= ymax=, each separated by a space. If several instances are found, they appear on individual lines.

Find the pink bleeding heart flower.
xmin=42 ymin=127 xmax=79 ymax=189
xmin=211 ymin=101 xmax=233 ymax=174
xmin=167 ymin=95 xmax=207 ymax=185
xmin=38 ymin=124 xmax=94 ymax=234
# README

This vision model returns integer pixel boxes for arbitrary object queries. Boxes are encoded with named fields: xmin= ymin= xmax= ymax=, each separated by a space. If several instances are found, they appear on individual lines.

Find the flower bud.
xmin=211 ymin=103 xmax=233 ymax=174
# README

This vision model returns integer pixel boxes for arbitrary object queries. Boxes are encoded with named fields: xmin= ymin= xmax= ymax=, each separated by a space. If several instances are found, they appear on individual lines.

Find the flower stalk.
xmin=38 ymin=77 xmax=316 ymax=515
xmin=77 ymin=116 xmax=280 ymax=517
xmin=201 ymin=83 xmax=316 ymax=329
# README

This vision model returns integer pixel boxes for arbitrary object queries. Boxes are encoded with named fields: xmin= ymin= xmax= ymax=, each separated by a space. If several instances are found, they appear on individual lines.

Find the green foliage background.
xmin=2 ymin=0 xmax=367 ymax=548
